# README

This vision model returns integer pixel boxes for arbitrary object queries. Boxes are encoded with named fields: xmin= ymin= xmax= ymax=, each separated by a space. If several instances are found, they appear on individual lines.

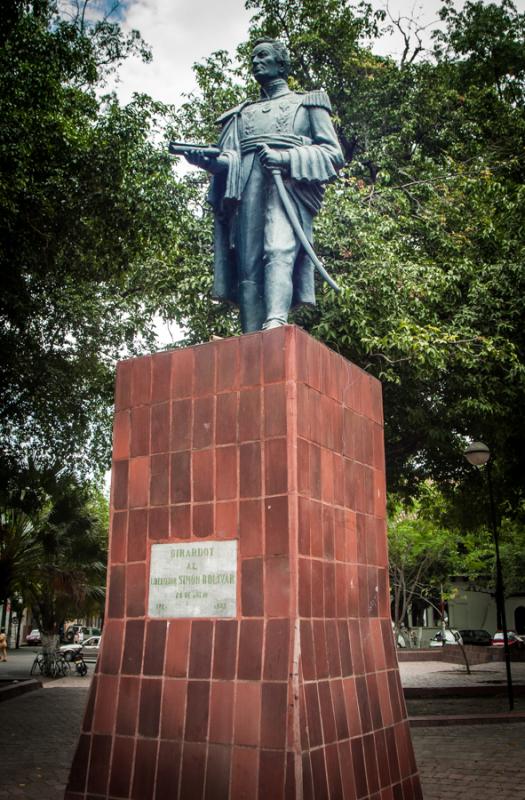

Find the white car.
xmin=26 ymin=628 xmax=41 ymax=645
xmin=60 ymin=635 xmax=102 ymax=661
xmin=429 ymin=629 xmax=463 ymax=646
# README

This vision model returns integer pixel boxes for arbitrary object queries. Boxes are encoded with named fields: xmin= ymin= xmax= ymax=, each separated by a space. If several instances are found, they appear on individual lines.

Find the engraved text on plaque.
xmin=148 ymin=540 xmax=237 ymax=618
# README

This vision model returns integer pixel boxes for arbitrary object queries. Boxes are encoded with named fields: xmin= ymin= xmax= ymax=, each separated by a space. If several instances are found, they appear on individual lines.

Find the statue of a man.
xmin=185 ymin=38 xmax=344 ymax=333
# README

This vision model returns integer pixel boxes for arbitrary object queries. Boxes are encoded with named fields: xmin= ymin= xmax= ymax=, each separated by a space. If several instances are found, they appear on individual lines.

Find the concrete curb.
xmin=0 ymin=678 xmax=42 ymax=702
xmin=410 ymin=711 xmax=525 ymax=727
xmin=404 ymin=685 xmax=525 ymax=698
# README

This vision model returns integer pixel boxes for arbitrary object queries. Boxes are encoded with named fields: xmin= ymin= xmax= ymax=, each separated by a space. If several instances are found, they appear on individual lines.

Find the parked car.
xmin=26 ymin=629 xmax=41 ymax=645
xmin=492 ymin=631 xmax=525 ymax=648
xmin=60 ymin=635 xmax=102 ymax=661
xmin=429 ymin=629 xmax=463 ymax=646
xmin=64 ymin=625 xmax=101 ymax=643
xmin=458 ymin=629 xmax=492 ymax=646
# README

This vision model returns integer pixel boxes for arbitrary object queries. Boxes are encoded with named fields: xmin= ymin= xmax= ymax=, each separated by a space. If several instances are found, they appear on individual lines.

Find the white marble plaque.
xmin=148 ymin=541 xmax=237 ymax=618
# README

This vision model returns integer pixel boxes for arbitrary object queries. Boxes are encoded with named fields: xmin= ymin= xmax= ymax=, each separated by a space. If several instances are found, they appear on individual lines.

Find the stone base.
xmin=65 ymin=325 xmax=421 ymax=799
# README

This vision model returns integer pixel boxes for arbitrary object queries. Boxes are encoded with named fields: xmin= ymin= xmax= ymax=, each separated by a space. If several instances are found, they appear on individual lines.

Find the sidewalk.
xmin=413 ymin=722 xmax=525 ymax=800
xmin=400 ymin=659 xmax=525 ymax=722
xmin=0 ymin=686 xmax=89 ymax=799
xmin=0 ymin=651 xmax=524 ymax=798
xmin=399 ymin=659 xmax=525 ymax=689
xmin=0 ymin=646 xmax=95 ymax=688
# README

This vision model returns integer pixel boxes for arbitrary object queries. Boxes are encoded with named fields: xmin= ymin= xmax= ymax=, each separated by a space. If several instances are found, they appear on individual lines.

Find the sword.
xmin=270 ymin=168 xmax=341 ymax=293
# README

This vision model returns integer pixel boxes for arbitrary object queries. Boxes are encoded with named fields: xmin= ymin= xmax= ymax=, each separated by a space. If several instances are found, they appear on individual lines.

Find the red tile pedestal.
xmin=65 ymin=325 xmax=421 ymax=800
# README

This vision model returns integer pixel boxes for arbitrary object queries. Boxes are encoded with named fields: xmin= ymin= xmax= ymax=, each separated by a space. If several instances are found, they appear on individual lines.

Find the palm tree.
xmin=1 ymin=468 xmax=107 ymax=654
xmin=0 ymin=507 xmax=42 ymax=627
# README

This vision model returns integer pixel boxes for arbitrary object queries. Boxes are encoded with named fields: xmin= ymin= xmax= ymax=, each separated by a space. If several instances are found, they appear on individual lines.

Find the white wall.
xmin=447 ymin=583 xmax=525 ymax=634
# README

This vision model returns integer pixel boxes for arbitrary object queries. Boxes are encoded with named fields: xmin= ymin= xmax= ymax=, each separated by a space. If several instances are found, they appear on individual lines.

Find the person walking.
xmin=0 ymin=629 xmax=8 ymax=661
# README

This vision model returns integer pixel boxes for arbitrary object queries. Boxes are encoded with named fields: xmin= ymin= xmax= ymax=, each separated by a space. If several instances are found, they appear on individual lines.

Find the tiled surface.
xmin=400 ymin=659 xmax=525 ymax=688
xmin=66 ymin=326 xmax=421 ymax=799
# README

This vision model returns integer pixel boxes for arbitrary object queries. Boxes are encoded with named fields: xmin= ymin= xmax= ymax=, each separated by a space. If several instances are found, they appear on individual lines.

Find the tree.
xmin=387 ymin=488 xmax=460 ymax=634
xmin=4 ymin=0 xmax=523 ymax=530
xmin=0 ymin=508 xmax=42 ymax=615
xmin=0 ymin=0 xmax=185 ymax=477
xmin=389 ymin=478 xmax=525 ymax=649
xmin=449 ymin=504 xmax=525 ymax=600
xmin=167 ymin=0 xmax=525 ymax=519
xmin=0 ymin=466 xmax=108 ymax=653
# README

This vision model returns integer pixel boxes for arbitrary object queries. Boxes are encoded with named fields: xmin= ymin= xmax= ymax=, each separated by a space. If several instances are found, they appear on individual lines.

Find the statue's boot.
xmin=262 ymin=261 xmax=293 ymax=330
xmin=239 ymin=280 xmax=265 ymax=333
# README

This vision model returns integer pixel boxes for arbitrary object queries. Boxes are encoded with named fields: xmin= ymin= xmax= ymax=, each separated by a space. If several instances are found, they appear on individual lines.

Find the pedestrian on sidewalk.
xmin=0 ymin=629 xmax=8 ymax=661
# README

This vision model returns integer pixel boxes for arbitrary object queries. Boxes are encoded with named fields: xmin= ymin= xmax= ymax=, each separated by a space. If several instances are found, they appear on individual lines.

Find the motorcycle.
xmin=69 ymin=649 xmax=88 ymax=676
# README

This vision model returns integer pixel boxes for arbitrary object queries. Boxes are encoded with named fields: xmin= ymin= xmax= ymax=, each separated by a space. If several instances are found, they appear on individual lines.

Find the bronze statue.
xmin=171 ymin=38 xmax=344 ymax=333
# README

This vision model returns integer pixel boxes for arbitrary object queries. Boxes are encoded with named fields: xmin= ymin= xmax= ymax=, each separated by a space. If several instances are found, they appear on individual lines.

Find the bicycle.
xmin=30 ymin=650 xmax=71 ymax=678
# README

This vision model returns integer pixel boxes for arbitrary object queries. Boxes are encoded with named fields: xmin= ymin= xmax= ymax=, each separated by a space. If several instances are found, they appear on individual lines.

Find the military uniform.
xmin=208 ymin=80 xmax=344 ymax=332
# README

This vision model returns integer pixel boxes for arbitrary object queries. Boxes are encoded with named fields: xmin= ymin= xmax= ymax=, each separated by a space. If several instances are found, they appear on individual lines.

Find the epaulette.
xmin=301 ymin=90 xmax=332 ymax=112
xmin=216 ymin=100 xmax=251 ymax=125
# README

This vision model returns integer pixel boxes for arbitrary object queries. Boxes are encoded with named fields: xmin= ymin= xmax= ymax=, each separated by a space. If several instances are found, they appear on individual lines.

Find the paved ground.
xmin=400 ymin=659 xmax=525 ymax=715
xmin=0 ymin=687 xmax=88 ymax=799
xmin=1 ymin=650 xmax=524 ymax=798
xmin=399 ymin=659 xmax=525 ymax=689
xmin=0 ymin=646 xmax=96 ymax=688
xmin=413 ymin=723 xmax=525 ymax=800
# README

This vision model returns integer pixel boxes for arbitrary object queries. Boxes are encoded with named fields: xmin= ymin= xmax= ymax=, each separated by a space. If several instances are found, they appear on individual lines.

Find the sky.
xmin=111 ymin=0 xmax=252 ymax=104
xmin=107 ymin=0 xmax=492 ymax=107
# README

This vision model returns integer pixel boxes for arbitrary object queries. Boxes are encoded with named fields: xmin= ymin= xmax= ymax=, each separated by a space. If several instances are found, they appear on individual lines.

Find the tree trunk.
xmin=455 ymin=634 xmax=471 ymax=675
xmin=41 ymin=632 xmax=59 ymax=655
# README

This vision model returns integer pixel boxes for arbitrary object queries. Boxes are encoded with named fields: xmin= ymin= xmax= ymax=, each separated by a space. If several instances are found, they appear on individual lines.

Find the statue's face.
xmin=251 ymin=43 xmax=282 ymax=85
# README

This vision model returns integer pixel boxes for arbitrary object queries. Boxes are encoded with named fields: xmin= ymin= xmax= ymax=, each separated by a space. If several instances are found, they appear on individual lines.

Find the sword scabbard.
xmin=270 ymin=169 xmax=340 ymax=293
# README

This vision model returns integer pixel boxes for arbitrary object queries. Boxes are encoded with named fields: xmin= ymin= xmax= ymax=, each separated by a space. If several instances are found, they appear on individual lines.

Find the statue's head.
xmin=251 ymin=38 xmax=291 ymax=85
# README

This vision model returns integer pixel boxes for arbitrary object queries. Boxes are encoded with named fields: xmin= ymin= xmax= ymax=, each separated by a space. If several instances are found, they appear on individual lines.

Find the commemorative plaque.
xmin=147 ymin=540 xmax=237 ymax=618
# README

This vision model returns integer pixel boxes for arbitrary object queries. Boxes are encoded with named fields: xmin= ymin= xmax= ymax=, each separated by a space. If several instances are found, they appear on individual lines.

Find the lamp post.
xmin=463 ymin=442 xmax=514 ymax=711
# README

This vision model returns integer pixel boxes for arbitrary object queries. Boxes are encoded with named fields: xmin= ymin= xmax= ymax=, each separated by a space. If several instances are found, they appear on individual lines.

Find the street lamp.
xmin=463 ymin=441 xmax=514 ymax=711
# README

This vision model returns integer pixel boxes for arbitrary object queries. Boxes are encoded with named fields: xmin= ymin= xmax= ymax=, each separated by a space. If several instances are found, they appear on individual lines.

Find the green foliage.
xmin=0 ymin=465 xmax=108 ymax=633
xmin=459 ymin=507 xmax=525 ymax=595
xmin=171 ymin=0 xmax=525 ymax=519
xmin=2 ymin=0 xmax=524 ymax=556
xmin=388 ymin=486 xmax=460 ymax=626
xmin=0 ymin=0 xmax=183 ymax=476
xmin=499 ymin=512 xmax=525 ymax=595
xmin=0 ymin=507 xmax=42 ymax=605
xmin=390 ymin=482 xmax=525 ymax=606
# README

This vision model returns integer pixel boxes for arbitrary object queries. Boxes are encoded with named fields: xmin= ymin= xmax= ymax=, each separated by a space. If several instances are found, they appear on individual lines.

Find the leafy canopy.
xmin=0 ymin=465 xmax=108 ymax=634
xmin=2 ymin=0 xmax=524 ymax=530
xmin=169 ymin=0 xmax=525 ymax=518
xmin=0 ymin=0 xmax=185 ymax=477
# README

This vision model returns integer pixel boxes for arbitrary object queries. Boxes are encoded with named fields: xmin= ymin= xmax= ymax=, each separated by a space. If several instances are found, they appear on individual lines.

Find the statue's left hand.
xmin=185 ymin=150 xmax=228 ymax=174
xmin=257 ymin=144 xmax=290 ymax=172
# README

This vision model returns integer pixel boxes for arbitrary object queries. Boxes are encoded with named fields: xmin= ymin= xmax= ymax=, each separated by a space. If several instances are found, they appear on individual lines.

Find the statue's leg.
xmin=239 ymin=280 xmax=265 ymax=333
xmin=236 ymin=163 xmax=266 ymax=333
xmin=262 ymin=180 xmax=301 ymax=329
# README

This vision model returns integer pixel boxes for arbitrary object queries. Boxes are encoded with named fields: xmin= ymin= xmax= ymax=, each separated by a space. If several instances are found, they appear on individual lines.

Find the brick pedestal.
xmin=65 ymin=325 xmax=421 ymax=800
